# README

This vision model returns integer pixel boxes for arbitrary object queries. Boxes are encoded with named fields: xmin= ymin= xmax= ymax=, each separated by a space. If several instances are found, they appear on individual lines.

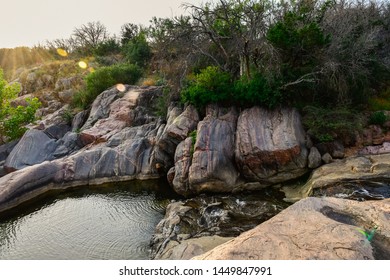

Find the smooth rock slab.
xmin=283 ymin=154 xmax=390 ymax=202
xmin=193 ymin=197 xmax=390 ymax=260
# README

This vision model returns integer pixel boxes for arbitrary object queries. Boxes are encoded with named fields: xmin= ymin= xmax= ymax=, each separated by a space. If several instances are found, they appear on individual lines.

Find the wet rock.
xmin=151 ymin=191 xmax=289 ymax=259
xmin=308 ymin=147 xmax=322 ymax=169
xmin=193 ymin=197 xmax=390 ymax=260
xmin=235 ymin=107 xmax=308 ymax=186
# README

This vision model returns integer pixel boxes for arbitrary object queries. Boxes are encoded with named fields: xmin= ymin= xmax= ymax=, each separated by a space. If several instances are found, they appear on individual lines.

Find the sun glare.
xmin=78 ymin=61 xmax=88 ymax=69
xmin=56 ymin=48 xmax=68 ymax=57
xmin=116 ymin=84 xmax=126 ymax=92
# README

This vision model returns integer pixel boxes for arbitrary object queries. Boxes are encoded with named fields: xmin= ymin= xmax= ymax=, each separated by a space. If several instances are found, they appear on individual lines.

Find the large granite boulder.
xmin=151 ymin=105 xmax=199 ymax=173
xmin=188 ymin=106 xmax=239 ymax=195
xmin=171 ymin=106 xmax=240 ymax=196
xmin=79 ymin=86 xmax=161 ymax=145
xmin=235 ymin=107 xmax=308 ymax=186
xmin=193 ymin=197 xmax=390 ymax=260
xmin=170 ymin=137 xmax=193 ymax=194
xmin=4 ymin=129 xmax=59 ymax=172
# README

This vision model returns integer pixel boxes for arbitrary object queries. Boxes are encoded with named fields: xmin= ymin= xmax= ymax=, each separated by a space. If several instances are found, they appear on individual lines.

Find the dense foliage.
xmin=1 ymin=0 xmax=389 ymax=144
xmin=72 ymin=63 xmax=142 ymax=109
xmin=0 ymin=69 xmax=41 ymax=142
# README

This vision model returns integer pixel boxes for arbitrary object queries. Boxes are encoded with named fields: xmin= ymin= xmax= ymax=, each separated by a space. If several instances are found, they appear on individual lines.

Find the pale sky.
xmin=0 ymin=0 xmax=202 ymax=48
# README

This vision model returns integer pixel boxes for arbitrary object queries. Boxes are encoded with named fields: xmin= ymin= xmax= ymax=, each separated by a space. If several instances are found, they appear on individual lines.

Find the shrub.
xmin=155 ymin=87 xmax=171 ymax=118
xmin=2 ymin=97 xmax=41 ymax=141
xmin=94 ymin=38 xmax=121 ymax=57
xmin=181 ymin=66 xmax=233 ymax=109
xmin=122 ymin=33 xmax=152 ymax=68
xmin=73 ymin=63 xmax=142 ymax=109
xmin=303 ymin=106 xmax=363 ymax=144
xmin=233 ymin=73 xmax=282 ymax=108
xmin=368 ymin=88 xmax=390 ymax=111
xmin=369 ymin=111 xmax=388 ymax=126
xmin=0 ymin=69 xmax=41 ymax=142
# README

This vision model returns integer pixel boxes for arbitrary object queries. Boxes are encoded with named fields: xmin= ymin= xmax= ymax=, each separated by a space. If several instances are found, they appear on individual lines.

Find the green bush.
xmin=94 ymin=38 xmax=121 ymax=57
xmin=303 ymin=106 xmax=363 ymax=144
xmin=73 ymin=63 xmax=142 ymax=109
xmin=3 ymin=98 xmax=41 ymax=140
xmin=233 ymin=73 xmax=281 ymax=108
xmin=122 ymin=33 xmax=152 ymax=68
xmin=369 ymin=111 xmax=388 ymax=126
xmin=0 ymin=69 xmax=41 ymax=142
xmin=181 ymin=66 xmax=233 ymax=109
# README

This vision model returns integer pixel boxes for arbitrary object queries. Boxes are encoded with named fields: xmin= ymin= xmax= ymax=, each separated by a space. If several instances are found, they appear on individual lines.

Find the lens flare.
xmin=78 ymin=61 xmax=88 ymax=69
xmin=116 ymin=84 xmax=126 ymax=92
xmin=56 ymin=48 xmax=68 ymax=57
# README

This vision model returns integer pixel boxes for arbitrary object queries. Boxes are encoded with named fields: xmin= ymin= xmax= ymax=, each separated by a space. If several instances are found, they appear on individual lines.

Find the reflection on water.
xmin=0 ymin=180 xmax=178 ymax=260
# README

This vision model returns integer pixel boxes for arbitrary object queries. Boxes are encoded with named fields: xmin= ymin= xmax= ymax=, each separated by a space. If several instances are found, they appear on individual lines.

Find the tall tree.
xmin=72 ymin=21 xmax=109 ymax=53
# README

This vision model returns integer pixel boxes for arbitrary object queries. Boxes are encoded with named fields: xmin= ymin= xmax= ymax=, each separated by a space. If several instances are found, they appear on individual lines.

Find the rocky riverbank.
xmin=0 ymin=85 xmax=389 ymax=259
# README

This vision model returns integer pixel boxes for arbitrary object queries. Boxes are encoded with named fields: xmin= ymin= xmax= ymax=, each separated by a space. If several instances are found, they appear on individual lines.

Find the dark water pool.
xmin=0 ymin=180 xmax=178 ymax=260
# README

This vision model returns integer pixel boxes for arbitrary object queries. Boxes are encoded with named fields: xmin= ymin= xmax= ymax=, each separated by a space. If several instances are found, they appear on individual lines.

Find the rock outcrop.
xmin=170 ymin=106 xmax=309 ymax=196
xmin=152 ymin=105 xmax=199 ymax=173
xmin=0 ymin=86 xmax=167 ymax=213
xmin=283 ymin=154 xmax=390 ymax=202
xmin=193 ymin=197 xmax=390 ymax=260
xmin=235 ymin=107 xmax=308 ymax=186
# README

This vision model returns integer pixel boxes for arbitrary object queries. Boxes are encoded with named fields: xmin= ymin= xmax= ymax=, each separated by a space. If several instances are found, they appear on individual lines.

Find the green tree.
xmin=122 ymin=32 xmax=152 ymax=68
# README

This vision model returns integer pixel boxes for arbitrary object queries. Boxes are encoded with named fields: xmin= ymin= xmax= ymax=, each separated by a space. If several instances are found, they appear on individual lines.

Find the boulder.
xmin=308 ymin=147 xmax=322 ymax=169
xmin=193 ymin=197 xmax=390 ymax=260
xmin=235 ymin=107 xmax=308 ymax=186
xmin=58 ymin=89 xmax=75 ymax=103
xmin=80 ymin=86 xmax=161 ymax=145
xmin=171 ymin=138 xmax=193 ymax=194
xmin=71 ymin=110 xmax=89 ymax=132
xmin=187 ymin=106 xmax=240 ymax=195
xmin=152 ymin=105 xmax=199 ymax=172
xmin=0 ymin=140 xmax=19 ymax=162
xmin=316 ymin=141 xmax=345 ymax=159
xmin=155 ymin=235 xmax=232 ymax=260
xmin=0 ymin=121 xmax=164 ymax=213
xmin=322 ymin=152 xmax=333 ymax=164
xmin=4 ymin=129 xmax=59 ymax=172
xmin=359 ymin=142 xmax=390 ymax=155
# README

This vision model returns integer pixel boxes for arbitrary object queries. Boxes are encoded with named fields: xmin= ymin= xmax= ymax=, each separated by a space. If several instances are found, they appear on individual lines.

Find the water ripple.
xmin=0 ymin=182 xmax=170 ymax=260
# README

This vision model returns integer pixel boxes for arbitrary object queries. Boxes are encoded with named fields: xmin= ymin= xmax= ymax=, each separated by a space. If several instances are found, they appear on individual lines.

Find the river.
xmin=0 ymin=180 xmax=179 ymax=260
